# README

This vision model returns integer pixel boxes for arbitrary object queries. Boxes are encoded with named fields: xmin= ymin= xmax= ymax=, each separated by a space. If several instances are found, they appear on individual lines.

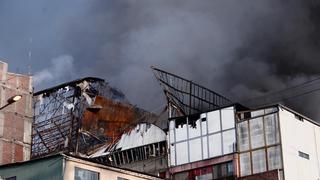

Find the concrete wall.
xmin=0 ymin=155 xmax=63 ymax=180
xmin=0 ymin=61 xmax=33 ymax=165
xmin=64 ymin=157 xmax=162 ymax=180
xmin=279 ymin=107 xmax=320 ymax=180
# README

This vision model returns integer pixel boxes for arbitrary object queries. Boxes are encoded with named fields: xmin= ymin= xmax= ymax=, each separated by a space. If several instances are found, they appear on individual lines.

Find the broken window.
xmin=201 ymin=113 xmax=207 ymax=135
xmin=175 ymin=117 xmax=187 ymax=142
xmin=188 ymin=118 xmax=201 ymax=139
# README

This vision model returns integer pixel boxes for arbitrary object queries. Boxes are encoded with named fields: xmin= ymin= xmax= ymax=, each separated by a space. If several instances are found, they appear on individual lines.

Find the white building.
xmin=236 ymin=104 xmax=320 ymax=180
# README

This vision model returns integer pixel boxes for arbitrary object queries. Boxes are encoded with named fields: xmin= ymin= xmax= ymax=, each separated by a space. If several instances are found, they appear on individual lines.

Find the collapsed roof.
xmin=31 ymin=77 xmax=158 ymax=158
xmin=152 ymin=67 xmax=232 ymax=118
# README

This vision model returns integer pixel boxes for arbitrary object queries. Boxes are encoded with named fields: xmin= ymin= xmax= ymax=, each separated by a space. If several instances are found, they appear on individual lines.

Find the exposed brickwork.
xmin=0 ymin=61 xmax=33 ymax=165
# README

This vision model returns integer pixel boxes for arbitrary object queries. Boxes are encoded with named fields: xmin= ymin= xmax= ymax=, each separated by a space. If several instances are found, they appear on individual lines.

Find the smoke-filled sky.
xmin=1 ymin=0 xmax=320 ymax=120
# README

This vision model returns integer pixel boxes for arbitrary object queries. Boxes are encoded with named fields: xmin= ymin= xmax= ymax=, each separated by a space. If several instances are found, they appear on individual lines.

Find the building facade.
xmin=0 ymin=61 xmax=33 ymax=165
xmin=167 ymin=104 xmax=320 ymax=180
xmin=168 ymin=105 xmax=240 ymax=179
xmin=0 ymin=154 xmax=162 ymax=180
xmin=236 ymin=105 xmax=320 ymax=180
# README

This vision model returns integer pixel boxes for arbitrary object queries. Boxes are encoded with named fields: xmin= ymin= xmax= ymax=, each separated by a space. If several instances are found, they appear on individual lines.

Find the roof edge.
xmin=34 ymin=77 xmax=105 ymax=96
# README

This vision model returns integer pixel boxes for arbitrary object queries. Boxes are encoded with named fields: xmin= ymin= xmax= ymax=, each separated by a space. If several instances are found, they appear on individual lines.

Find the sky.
xmin=1 ymin=0 xmax=320 ymax=120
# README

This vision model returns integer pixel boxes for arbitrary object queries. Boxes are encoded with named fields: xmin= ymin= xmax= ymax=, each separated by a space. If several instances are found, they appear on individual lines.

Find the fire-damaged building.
xmin=31 ymin=77 xmax=161 ymax=158
xmin=0 ymin=61 xmax=318 ymax=180
xmin=30 ymin=77 xmax=168 ymax=178
xmin=151 ymin=67 xmax=320 ymax=180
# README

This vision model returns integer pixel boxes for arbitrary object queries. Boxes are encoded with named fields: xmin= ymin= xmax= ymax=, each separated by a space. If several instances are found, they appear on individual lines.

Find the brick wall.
xmin=0 ymin=61 xmax=33 ymax=165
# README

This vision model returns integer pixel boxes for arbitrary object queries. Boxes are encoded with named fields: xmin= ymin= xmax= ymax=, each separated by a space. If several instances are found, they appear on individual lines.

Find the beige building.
xmin=0 ymin=153 xmax=163 ymax=180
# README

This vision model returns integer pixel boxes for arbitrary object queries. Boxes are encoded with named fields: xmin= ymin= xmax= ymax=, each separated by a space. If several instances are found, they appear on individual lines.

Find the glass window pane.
xmin=240 ymin=152 xmax=251 ymax=177
xmin=227 ymin=161 xmax=234 ymax=176
xmin=252 ymin=149 xmax=267 ymax=174
xmin=223 ymin=130 xmax=236 ymax=154
xmin=175 ymin=117 xmax=188 ymax=142
xmin=268 ymin=146 xmax=282 ymax=170
xmin=208 ymin=133 xmax=222 ymax=157
xmin=250 ymin=117 xmax=265 ymax=149
xmin=189 ymin=118 xmax=201 ymax=139
xmin=207 ymin=110 xmax=220 ymax=133
xmin=237 ymin=121 xmax=249 ymax=151
xmin=202 ymin=137 xmax=208 ymax=159
xmin=251 ymin=110 xmax=264 ymax=117
xmin=221 ymin=107 xmax=235 ymax=130
xmin=176 ymin=142 xmax=188 ymax=165
xmin=170 ymin=143 xmax=176 ymax=166
xmin=265 ymin=114 xmax=280 ymax=145
xmin=75 ymin=167 xmax=99 ymax=180
xmin=201 ymin=113 xmax=207 ymax=135
xmin=169 ymin=121 xmax=175 ymax=143
xmin=173 ymin=172 xmax=188 ymax=180
xmin=264 ymin=107 xmax=277 ymax=114
xmin=190 ymin=138 xmax=202 ymax=162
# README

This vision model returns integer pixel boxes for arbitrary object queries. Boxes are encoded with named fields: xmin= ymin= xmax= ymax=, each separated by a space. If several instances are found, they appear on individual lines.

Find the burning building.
xmin=31 ymin=77 xmax=159 ymax=158
xmin=0 ymin=61 xmax=33 ymax=165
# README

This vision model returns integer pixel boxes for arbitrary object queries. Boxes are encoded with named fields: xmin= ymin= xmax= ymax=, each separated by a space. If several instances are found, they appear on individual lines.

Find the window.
xmin=208 ymin=133 xmax=222 ymax=157
xmin=173 ymin=172 xmax=188 ymax=180
xmin=213 ymin=161 xmax=234 ymax=179
xmin=238 ymin=121 xmax=249 ymax=151
xmin=298 ymin=151 xmax=310 ymax=160
xmin=252 ymin=149 xmax=267 ymax=174
xmin=221 ymin=107 xmax=235 ymax=130
xmin=188 ymin=118 xmax=201 ymax=138
xmin=250 ymin=117 xmax=265 ymax=149
xmin=176 ymin=142 xmax=188 ymax=165
xmin=268 ymin=146 xmax=282 ymax=170
xmin=222 ymin=130 xmax=236 ymax=154
xmin=75 ymin=167 xmax=99 ymax=180
xmin=175 ymin=118 xmax=188 ymax=142
xmin=189 ymin=138 xmax=202 ymax=162
xmin=240 ymin=152 xmax=251 ymax=176
xmin=207 ymin=111 xmax=221 ymax=133
xmin=264 ymin=114 xmax=280 ymax=145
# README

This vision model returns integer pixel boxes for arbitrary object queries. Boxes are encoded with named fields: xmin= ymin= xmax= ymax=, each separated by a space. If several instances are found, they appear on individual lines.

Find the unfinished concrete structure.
xmin=0 ymin=61 xmax=33 ymax=165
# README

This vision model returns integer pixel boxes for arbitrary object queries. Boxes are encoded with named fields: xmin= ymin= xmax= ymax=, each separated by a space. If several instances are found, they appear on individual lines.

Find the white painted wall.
xmin=64 ymin=157 xmax=162 ymax=180
xmin=279 ymin=107 xmax=320 ymax=180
